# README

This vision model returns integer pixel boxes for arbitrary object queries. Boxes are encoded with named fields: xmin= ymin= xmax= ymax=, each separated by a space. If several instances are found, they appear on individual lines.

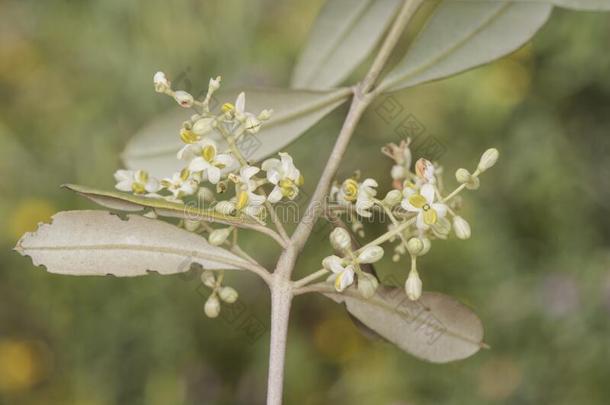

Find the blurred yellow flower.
xmin=9 ymin=199 xmax=55 ymax=241
xmin=0 ymin=339 xmax=43 ymax=393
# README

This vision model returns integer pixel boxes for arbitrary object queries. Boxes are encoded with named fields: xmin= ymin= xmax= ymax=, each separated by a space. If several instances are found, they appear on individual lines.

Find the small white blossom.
xmin=323 ymin=255 xmax=355 ymax=292
xmin=114 ymin=169 xmax=161 ymax=195
xmin=161 ymin=169 xmax=199 ymax=199
xmin=415 ymin=158 xmax=435 ymax=184
xmin=336 ymin=178 xmax=378 ymax=218
xmin=223 ymin=166 xmax=266 ymax=216
xmin=262 ymin=153 xmax=303 ymax=203
xmin=181 ymin=140 xmax=234 ymax=185
xmin=218 ymin=286 xmax=238 ymax=303
xmin=401 ymin=183 xmax=447 ymax=230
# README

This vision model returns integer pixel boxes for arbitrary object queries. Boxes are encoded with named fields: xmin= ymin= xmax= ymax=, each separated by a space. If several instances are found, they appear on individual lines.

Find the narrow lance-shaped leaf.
xmin=325 ymin=287 xmax=486 ymax=363
xmin=15 ymin=210 xmax=250 ymax=276
xmin=291 ymin=0 xmax=402 ymax=89
xmin=62 ymin=184 xmax=257 ymax=226
xmin=122 ymin=87 xmax=351 ymax=177
xmin=379 ymin=1 xmax=553 ymax=92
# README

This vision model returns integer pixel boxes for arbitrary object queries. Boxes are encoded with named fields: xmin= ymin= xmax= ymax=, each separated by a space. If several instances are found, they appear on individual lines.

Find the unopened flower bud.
xmin=478 ymin=148 xmax=499 ymax=172
xmin=174 ymin=90 xmax=194 ymax=108
xmin=358 ymin=246 xmax=384 ymax=264
xmin=244 ymin=115 xmax=262 ymax=134
xmin=358 ymin=272 xmax=379 ymax=299
xmin=420 ymin=237 xmax=431 ymax=256
xmin=391 ymin=165 xmax=405 ymax=180
xmin=209 ymin=76 xmax=221 ymax=92
xmin=452 ymin=216 xmax=471 ymax=240
xmin=209 ymin=227 xmax=232 ymax=246
xmin=198 ymin=187 xmax=215 ymax=203
xmin=330 ymin=228 xmax=351 ymax=252
xmin=201 ymin=271 xmax=216 ymax=288
xmin=218 ymin=286 xmax=238 ymax=303
xmin=407 ymin=238 xmax=424 ymax=256
xmin=383 ymin=189 xmax=402 ymax=206
xmin=204 ymin=295 xmax=221 ymax=318
xmin=192 ymin=117 xmax=214 ymax=135
xmin=415 ymin=158 xmax=435 ymax=182
xmin=153 ymin=71 xmax=170 ymax=93
xmin=405 ymin=269 xmax=422 ymax=301
xmin=455 ymin=168 xmax=472 ymax=184
xmin=184 ymin=219 xmax=200 ymax=232
xmin=215 ymin=201 xmax=235 ymax=215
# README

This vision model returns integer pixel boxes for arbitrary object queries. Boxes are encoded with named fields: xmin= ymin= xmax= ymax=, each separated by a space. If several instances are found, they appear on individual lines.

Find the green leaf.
xmin=291 ymin=0 xmax=402 ymax=89
xmin=536 ymin=0 xmax=610 ymax=10
xmin=122 ymin=87 xmax=350 ymax=177
xmin=325 ymin=287 xmax=486 ymax=363
xmin=15 ymin=210 xmax=251 ymax=276
xmin=379 ymin=1 xmax=553 ymax=92
xmin=62 ymin=184 xmax=256 ymax=226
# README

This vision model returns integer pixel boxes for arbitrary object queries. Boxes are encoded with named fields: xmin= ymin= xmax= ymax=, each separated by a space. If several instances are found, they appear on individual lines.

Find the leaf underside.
xmin=15 ymin=210 xmax=249 ymax=276
xmin=325 ymin=287 xmax=485 ymax=363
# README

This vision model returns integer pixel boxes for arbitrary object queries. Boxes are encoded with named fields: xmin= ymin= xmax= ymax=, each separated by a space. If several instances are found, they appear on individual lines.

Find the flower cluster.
xmin=325 ymin=140 xmax=499 ymax=300
xmin=112 ymin=72 xmax=307 ymax=317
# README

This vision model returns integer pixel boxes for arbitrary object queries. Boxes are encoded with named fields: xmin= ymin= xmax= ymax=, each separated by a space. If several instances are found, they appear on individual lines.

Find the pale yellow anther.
xmin=202 ymin=145 xmax=216 ymax=162
xmin=408 ymin=194 xmax=426 ymax=209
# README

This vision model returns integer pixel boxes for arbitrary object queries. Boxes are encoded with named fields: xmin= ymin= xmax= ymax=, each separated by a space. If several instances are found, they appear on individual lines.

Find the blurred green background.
xmin=2 ymin=1 xmax=610 ymax=404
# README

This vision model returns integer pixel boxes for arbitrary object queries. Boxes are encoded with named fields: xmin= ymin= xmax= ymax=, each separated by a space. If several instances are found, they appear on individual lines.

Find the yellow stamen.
xmin=342 ymin=179 xmax=359 ymax=202
xmin=408 ymin=194 xmax=426 ymax=209
xmin=236 ymin=191 xmax=249 ymax=210
xmin=180 ymin=168 xmax=190 ymax=181
xmin=423 ymin=209 xmax=437 ymax=225
xmin=180 ymin=128 xmax=200 ymax=144
xmin=131 ymin=183 xmax=146 ymax=194
xmin=202 ymin=145 xmax=216 ymax=162
xmin=222 ymin=103 xmax=235 ymax=113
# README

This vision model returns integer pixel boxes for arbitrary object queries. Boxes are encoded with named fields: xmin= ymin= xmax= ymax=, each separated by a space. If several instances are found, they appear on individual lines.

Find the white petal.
xmin=401 ymin=199 xmax=418 ymax=212
xmin=115 ymin=180 xmax=132 ymax=192
xmin=207 ymin=167 xmax=221 ymax=184
xmin=189 ymin=157 xmax=209 ymax=172
xmin=337 ymin=267 xmax=355 ymax=291
xmin=248 ymin=192 xmax=266 ymax=206
xmin=362 ymin=178 xmax=378 ymax=188
xmin=432 ymin=203 xmax=447 ymax=218
xmin=235 ymin=92 xmax=246 ymax=114
xmin=261 ymin=158 xmax=280 ymax=172
xmin=114 ymin=170 xmax=132 ymax=182
xmin=145 ymin=178 xmax=161 ymax=193
xmin=267 ymin=186 xmax=283 ymax=203
xmin=240 ymin=166 xmax=259 ymax=181
xmin=323 ymin=255 xmax=344 ymax=274
xmin=421 ymin=184 xmax=435 ymax=204
xmin=416 ymin=212 xmax=428 ymax=230
xmin=215 ymin=153 xmax=234 ymax=167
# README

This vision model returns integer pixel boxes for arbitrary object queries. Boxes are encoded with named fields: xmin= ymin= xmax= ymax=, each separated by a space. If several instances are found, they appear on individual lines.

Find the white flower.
xmin=161 ymin=169 xmax=199 ymax=199
xmin=401 ymin=183 xmax=447 ymax=230
xmin=182 ymin=140 xmax=233 ymax=184
xmin=330 ymin=227 xmax=351 ymax=252
xmin=336 ymin=178 xmax=378 ymax=218
xmin=204 ymin=295 xmax=221 ymax=318
xmin=153 ymin=71 xmax=170 ymax=93
xmin=114 ymin=169 xmax=161 ymax=195
xmin=223 ymin=92 xmax=263 ymax=134
xmin=223 ymin=166 xmax=266 ymax=216
xmin=323 ymin=255 xmax=355 ymax=292
xmin=262 ymin=153 xmax=303 ymax=203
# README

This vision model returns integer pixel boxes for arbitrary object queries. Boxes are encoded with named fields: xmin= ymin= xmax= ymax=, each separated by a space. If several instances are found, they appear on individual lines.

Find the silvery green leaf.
xmin=122 ymin=87 xmax=350 ymax=177
xmin=291 ymin=0 xmax=402 ymax=89
xmin=15 ymin=210 xmax=250 ymax=276
xmin=62 ymin=184 xmax=257 ymax=226
xmin=325 ymin=287 xmax=486 ymax=363
xmin=379 ymin=1 xmax=553 ymax=92
xmin=533 ymin=0 xmax=610 ymax=10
